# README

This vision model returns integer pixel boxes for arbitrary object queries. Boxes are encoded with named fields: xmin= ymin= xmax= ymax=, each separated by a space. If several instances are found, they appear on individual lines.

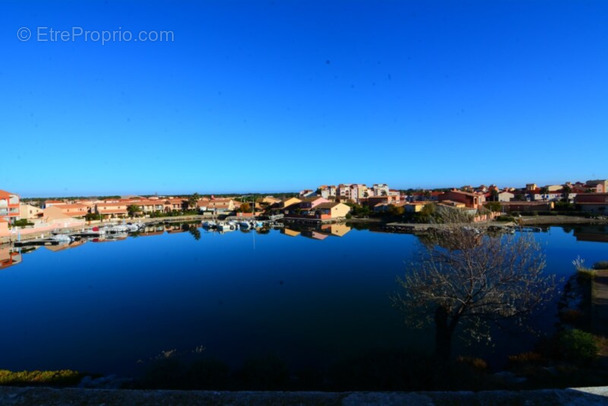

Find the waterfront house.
xmin=96 ymin=202 xmax=128 ymax=218
xmin=205 ymin=198 xmax=235 ymax=214
xmin=137 ymin=199 xmax=165 ymax=214
xmin=500 ymin=201 xmax=554 ymax=213
xmin=403 ymin=202 xmax=428 ymax=213
xmin=575 ymin=193 xmax=608 ymax=214
xmin=40 ymin=206 xmax=86 ymax=226
xmin=18 ymin=203 xmax=43 ymax=220
xmin=280 ymin=197 xmax=302 ymax=209
xmin=164 ymin=198 xmax=187 ymax=212
xmin=313 ymin=202 xmax=351 ymax=219
xmin=55 ymin=203 xmax=89 ymax=218
xmin=0 ymin=190 xmax=20 ymax=223
xmin=299 ymin=197 xmax=329 ymax=209
xmin=438 ymin=190 xmax=486 ymax=209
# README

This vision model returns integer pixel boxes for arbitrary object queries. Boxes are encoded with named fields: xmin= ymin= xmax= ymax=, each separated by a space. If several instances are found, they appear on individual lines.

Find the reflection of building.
xmin=281 ymin=228 xmax=301 ymax=237
xmin=572 ymin=226 xmax=608 ymax=243
xmin=43 ymin=239 xmax=87 ymax=252
xmin=320 ymin=223 xmax=351 ymax=237
xmin=575 ymin=193 xmax=608 ymax=214
xmin=301 ymin=230 xmax=329 ymax=241
xmin=0 ymin=246 xmax=22 ymax=270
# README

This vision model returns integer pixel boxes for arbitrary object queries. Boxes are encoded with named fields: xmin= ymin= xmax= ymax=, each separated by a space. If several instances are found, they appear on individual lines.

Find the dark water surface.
xmin=0 ymin=224 xmax=606 ymax=377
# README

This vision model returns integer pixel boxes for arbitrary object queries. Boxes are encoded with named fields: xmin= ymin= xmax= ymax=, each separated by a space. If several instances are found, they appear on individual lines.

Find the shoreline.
xmin=2 ymin=215 xmax=606 ymax=245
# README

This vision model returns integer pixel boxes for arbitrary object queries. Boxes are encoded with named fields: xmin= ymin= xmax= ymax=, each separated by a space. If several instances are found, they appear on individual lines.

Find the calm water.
xmin=0 ymin=224 xmax=606 ymax=377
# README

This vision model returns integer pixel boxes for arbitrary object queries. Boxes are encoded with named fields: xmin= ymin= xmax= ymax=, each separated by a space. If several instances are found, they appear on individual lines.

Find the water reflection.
xmin=571 ymin=225 xmax=608 ymax=243
xmin=4 ymin=221 xmax=354 ymax=269
xmin=0 ymin=245 xmax=21 ymax=270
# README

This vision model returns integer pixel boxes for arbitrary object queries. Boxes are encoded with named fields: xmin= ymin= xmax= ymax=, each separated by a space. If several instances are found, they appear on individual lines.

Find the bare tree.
xmin=393 ymin=228 xmax=557 ymax=362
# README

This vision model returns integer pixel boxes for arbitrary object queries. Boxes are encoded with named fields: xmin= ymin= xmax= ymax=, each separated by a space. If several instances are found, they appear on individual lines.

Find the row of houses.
xmin=2 ymin=178 xmax=607 ymax=229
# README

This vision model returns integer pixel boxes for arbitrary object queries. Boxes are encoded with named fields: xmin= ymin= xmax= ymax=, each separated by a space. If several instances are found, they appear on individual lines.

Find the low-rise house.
xmin=575 ymin=193 xmax=608 ymax=214
xmin=206 ymin=198 xmax=235 ymax=214
xmin=280 ymin=197 xmax=302 ymax=209
xmin=497 ymin=191 xmax=515 ymax=202
xmin=96 ymin=202 xmax=128 ymax=218
xmin=366 ymin=195 xmax=399 ymax=208
xmin=403 ymin=202 xmax=429 ymax=213
xmin=313 ymin=202 xmax=351 ymax=219
xmin=437 ymin=200 xmax=466 ymax=209
xmin=0 ymin=190 xmax=20 ymax=223
xmin=56 ymin=203 xmax=89 ymax=218
xmin=438 ymin=190 xmax=486 ymax=209
xmin=261 ymin=196 xmax=282 ymax=206
xmin=137 ymin=199 xmax=165 ymax=214
xmin=18 ymin=203 xmax=43 ymax=220
xmin=500 ymin=201 xmax=554 ymax=213
xmin=40 ymin=206 xmax=86 ymax=225
xmin=299 ymin=197 xmax=329 ymax=210
xmin=164 ymin=198 xmax=187 ymax=212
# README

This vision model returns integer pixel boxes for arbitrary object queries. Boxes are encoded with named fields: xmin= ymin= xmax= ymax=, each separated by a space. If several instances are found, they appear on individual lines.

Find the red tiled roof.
xmin=0 ymin=190 xmax=18 ymax=198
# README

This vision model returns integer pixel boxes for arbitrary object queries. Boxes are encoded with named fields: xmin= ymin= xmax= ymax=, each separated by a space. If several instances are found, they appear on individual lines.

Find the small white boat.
xmin=218 ymin=222 xmax=237 ymax=232
xmin=51 ymin=234 xmax=71 ymax=243
xmin=239 ymin=222 xmax=252 ymax=230
xmin=202 ymin=221 xmax=217 ymax=229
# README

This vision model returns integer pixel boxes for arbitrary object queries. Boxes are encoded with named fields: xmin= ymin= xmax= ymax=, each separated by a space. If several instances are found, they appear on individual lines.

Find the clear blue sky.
xmin=1 ymin=1 xmax=607 ymax=197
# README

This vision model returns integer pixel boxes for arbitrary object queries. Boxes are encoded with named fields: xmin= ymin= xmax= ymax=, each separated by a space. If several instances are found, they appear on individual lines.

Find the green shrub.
xmin=558 ymin=329 xmax=598 ymax=364
xmin=0 ymin=369 xmax=83 ymax=386
xmin=496 ymin=215 xmax=514 ymax=222
xmin=12 ymin=219 xmax=34 ymax=228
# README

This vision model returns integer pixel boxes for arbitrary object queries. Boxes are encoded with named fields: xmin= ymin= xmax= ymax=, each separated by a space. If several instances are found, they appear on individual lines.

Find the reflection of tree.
xmin=188 ymin=226 xmax=201 ymax=240
xmin=393 ymin=228 xmax=556 ymax=362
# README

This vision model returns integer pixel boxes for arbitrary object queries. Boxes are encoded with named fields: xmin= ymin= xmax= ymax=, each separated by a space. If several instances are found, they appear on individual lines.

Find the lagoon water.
xmin=0 ymin=224 xmax=606 ymax=378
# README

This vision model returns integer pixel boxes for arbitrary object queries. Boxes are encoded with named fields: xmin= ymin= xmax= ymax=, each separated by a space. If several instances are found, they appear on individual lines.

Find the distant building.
xmin=586 ymin=180 xmax=608 ymax=193
xmin=299 ymin=190 xmax=316 ymax=198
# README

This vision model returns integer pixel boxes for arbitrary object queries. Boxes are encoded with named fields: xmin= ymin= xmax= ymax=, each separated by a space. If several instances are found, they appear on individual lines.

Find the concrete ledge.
xmin=0 ymin=386 xmax=607 ymax=405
